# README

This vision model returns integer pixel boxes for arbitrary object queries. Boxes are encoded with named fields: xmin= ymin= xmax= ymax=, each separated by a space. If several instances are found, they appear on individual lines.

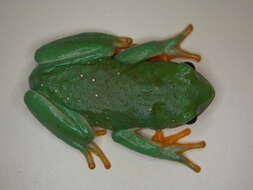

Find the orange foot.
xmin=95 ymin=129 xmax=107 ymax=136
xmin=114 ymin=36 xmax=135 ymax=55
xmin=148 ymin=24 xmax=201 ymax=63
xmin=82 ymin=129 xmax=110 ymax=169
xmin=152 ymin=128 xmax=206 ymax=172
xmin=85 ymin=142 xmax=111 ymax=169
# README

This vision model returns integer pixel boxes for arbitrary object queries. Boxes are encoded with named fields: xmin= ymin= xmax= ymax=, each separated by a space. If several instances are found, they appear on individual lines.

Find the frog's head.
xmin=176 ymin=62 xmax=215 ymax=126
xmin=158 ymin=62 xmax=215 ymax=128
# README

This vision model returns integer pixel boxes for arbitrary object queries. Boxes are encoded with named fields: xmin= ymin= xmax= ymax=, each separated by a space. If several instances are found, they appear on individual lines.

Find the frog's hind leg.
xmin=24 ymin=90 xmax=111 ymax=169
xmin=114 ymin=24 xmax=201 ymax=64
xmin=151 ymin=128 xmax=206 ymax=172
xmin=112 ymin=128 xmax=205 ymax=173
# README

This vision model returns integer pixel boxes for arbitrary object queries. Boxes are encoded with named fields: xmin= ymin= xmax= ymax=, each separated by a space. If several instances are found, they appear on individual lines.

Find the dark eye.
xmin=186 ymin=116 xmax=197 ymax=125
xmin=184 ymin=62 xmax=195 ymax=70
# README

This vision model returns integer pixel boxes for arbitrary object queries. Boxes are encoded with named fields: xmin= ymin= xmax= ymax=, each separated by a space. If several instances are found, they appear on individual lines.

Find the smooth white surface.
xmin=0 ymin=0 xmax=253 ymax=189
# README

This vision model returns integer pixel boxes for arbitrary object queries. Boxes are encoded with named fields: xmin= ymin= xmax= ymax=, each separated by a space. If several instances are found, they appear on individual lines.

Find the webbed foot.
xmin=81 ymin=142 xmax=111 ymax=169
xmin=151 ymin=128 xmax=206 ymax=172
xmin=149 ymin=24 xmax=201 ymax=62
xmin=84 ymin=130 xmax=109 ymax=169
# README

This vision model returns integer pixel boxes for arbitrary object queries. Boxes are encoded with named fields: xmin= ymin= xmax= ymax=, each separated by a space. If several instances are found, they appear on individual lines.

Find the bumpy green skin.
xmin=29 ymin=58 xmax=213 ymax=130
xmin=24 ymin=30 xmax=215 ymax=170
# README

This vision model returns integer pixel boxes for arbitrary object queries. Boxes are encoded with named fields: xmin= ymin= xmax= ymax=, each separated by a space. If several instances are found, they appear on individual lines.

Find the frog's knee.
xmin=24 ymin=90 xmax=95 ymax=148
xmin=24 ymin=90 xmax=39 ymax=107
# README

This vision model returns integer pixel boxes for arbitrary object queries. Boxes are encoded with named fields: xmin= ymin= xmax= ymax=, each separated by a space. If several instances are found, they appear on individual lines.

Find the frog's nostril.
xmin=184 ymin=62 xmax=195 ymax=70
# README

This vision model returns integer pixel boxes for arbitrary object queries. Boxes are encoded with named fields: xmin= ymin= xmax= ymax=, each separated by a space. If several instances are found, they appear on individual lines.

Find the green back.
xmin=29 ymin=58 xmax=214 ymax=130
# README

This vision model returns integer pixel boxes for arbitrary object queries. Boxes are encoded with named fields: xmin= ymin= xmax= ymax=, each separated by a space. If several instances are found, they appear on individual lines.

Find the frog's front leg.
xmin=35 ymin=32 xmax=133 ymax=66
xmin=112 ymin=128 xmax=205 ymax=172
xmin=114 ymin=24 xmax=201 ymax=64
xmin=24 ymin=90 xmax=111 ymax=169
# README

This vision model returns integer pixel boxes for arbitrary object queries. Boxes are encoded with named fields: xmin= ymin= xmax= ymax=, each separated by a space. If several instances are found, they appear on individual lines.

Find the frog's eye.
xmin=184 ymin=62 xmax=195 ymax=70
xmin=186 ymin=116 xmax=197 ymax=125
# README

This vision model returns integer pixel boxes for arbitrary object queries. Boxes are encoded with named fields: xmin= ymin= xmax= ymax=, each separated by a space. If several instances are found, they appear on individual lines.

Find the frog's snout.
xmin=195 ymin=73 xmax=215 ymax=116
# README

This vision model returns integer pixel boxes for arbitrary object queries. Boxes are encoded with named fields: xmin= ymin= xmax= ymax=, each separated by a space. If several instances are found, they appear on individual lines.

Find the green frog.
xmin=24 ymin=24 xmax=215 ymax=172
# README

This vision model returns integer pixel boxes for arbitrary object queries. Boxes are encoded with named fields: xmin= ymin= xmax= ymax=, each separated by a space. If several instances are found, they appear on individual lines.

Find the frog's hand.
xmin=112 ymin=128 xmax=205 ymax=173
xmin=24 ymin=90 xmax=111 ymax=169
xmin=35 ymin=32 xmax=133 ymax=65
xmin=114 ymin=24 xmax=201 ymax=64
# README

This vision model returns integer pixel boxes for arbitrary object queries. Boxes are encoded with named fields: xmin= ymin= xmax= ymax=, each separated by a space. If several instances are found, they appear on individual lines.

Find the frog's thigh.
xmin=24 ymin=90 xmax=95 ymax=150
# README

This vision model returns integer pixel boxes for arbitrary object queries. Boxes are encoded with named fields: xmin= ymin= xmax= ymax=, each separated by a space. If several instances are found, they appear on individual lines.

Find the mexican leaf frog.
xmin=24 ymin=25 xmax=215 ymax=172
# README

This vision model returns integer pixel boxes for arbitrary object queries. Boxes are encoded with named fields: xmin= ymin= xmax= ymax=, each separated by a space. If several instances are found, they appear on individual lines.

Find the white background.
xmin=0 ymin=0 xmax=253 ymax=189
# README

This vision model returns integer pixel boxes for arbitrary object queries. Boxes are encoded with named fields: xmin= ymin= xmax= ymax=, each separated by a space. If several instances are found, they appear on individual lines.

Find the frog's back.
xmin=29 ymin=58 xmax=213 ymax=130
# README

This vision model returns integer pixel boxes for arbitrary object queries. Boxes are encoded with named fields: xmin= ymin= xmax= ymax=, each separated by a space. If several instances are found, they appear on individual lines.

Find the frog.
xmin=24 ymin=24 xmax=215 ymax=173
